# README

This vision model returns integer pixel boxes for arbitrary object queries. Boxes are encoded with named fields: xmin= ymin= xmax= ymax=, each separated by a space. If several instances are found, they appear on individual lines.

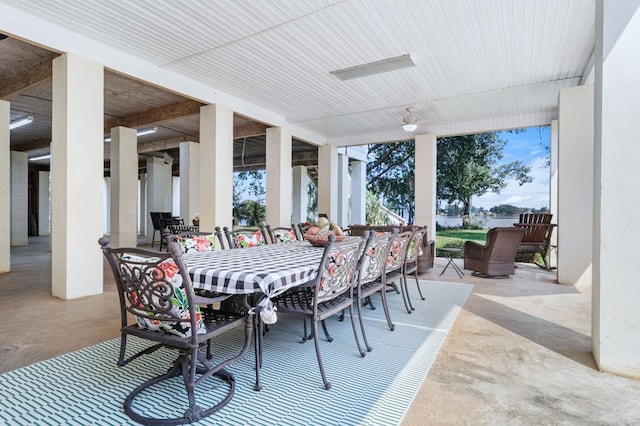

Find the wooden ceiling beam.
xmin=0 ymin=55 xmax=56 ymax=99
xmin=104 ymin=99 xmax=203 ymax=131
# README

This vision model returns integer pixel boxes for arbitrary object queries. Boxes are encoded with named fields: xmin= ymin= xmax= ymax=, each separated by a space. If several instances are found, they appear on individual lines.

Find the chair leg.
xmin=379 ymin=287 xmax=395 ymax=331
xmin=404 ymin=274 xmax=415 ymax=311
xmin=320 ymin=320 xmax=333 ymax=342
xmin=398 ymin=276 xmax=413 ymax=314
xmin=414 ymin=271 xmax=425 ymax=300
xmin=357 ymin=296 xmax=373 ymax=352
xmin=365 ymin=295 xmax=377 ymax=310
xmin=311 ymin=320 xmax=331 ymax=390
xmin=347 ymin=304 xmax=366 ymax=357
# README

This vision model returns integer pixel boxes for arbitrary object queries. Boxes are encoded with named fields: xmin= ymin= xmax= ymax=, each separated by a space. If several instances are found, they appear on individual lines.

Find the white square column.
xmin=110 ymin=126 xmax=138 ymax=247
xmin=350 ymin=160 xmax=366 ymax=226
xmin=266 ymin=127 xmax=292 ymax=227
xmin=337 ymin=153 xmax=349 ymax=227
xmin=180 ymin=141 xmax=199 ymax=224
xmin=557 ymin=85 xmax=594 ymax=285
xmin=318 ymin=144 xmax=338 ymax=221
xmin=592 ymin=0 xmax=640 ymax=377
xmin=51 ymin=53 xmax=104 ymax=299
xmin=199 ymin=104 xmax=233 ymax=232
xmin=549 ymin=120 xmax=559 ymax=269
xmin=292 ymin=165 xmax=309 ymax=224
xmin=139 ymin=174 xmax=146 ymax=235
xmin=10 ymin=151 xmax=28 ymax=246
xmin=415 ymin=134 xmax=437 ymax=237
xmin=38 ymin=171 xmax=51 ymax=236
xmin=0 ymin=100 xmax=9 ymax=272
xmin=146 ymin=156 xmax=173 ymax=239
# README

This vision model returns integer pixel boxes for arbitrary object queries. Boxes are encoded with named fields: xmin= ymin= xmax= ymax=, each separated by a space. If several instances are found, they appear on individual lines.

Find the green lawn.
xmin=434 ymin=229 xmax=487 ymax=254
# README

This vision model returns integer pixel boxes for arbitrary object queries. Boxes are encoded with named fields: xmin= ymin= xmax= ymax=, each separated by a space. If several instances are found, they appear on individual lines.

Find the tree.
xmin=235 ymin=199 xmax=265 ymax=226
xmin=365 ymin=191 xmax=390 ymax=225
xmin=437 ymin=133 xmax=532 ymax=227
xmin=366 ymin=141 xmax=415 ymax=223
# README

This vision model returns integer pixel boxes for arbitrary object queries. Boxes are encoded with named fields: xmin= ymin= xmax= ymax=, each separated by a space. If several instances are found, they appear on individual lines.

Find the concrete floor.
xmin=2 ymin=236 xmax=640 ymax=425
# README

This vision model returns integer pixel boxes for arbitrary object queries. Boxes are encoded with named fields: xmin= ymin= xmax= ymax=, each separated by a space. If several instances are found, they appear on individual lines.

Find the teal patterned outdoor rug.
xmin=0 ymin=280 xmax=472 ymax=425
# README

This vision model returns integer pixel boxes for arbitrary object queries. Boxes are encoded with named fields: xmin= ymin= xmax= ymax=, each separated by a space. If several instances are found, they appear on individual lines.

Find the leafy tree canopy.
xmin=366 ymin=141 xmax=416 ymax=223
xmin=437 ymin=133 xmax=532 ymax=225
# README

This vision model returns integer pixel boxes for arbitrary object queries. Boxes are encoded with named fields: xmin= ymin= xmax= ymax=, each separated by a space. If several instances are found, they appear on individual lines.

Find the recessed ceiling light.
xmin=330 ymin=54 xmax=415 ymax=81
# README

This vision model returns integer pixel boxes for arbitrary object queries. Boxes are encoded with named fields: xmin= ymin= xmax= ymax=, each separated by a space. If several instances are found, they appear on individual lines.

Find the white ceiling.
xmin=0 ymin=0 xmax=595 ymax=147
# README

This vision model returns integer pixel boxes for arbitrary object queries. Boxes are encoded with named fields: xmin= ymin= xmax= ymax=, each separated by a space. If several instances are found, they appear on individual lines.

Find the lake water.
xmin=436 ymin=215 xmax=519 ymax=229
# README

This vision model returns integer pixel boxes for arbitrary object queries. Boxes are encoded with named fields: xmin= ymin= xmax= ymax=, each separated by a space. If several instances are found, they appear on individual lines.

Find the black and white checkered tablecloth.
xmin=183 ymin=242 xmax=325 ymax=297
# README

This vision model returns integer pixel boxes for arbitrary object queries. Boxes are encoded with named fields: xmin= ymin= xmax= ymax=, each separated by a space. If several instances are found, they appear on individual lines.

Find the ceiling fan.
xmin=401 ymin=107 xmax=419 ymax=132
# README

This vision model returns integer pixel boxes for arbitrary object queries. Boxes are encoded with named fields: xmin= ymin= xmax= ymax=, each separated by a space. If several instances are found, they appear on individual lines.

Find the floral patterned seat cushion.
xmin=122 ymin=254 xmax=205 ymax=338
xmin=175 ymin=234 xmax=216 ymax=253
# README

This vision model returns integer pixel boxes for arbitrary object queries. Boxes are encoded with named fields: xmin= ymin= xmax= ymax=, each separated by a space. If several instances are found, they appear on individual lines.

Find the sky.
xmin=473 ymin=126 xmax=551 ymax=211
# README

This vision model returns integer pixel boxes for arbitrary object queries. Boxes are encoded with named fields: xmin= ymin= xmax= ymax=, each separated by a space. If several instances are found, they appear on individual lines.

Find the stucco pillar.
xmin=10 ymin=151 xmax=28 ymax=246
xmin=318 ymin=144 xmax=338 ymax=221
xmin=292 ymin=165 xmax=309 ymax=225
xmin=38 ymin=171 xmax=50 ymax=236
xmin=337 ymin=153 xmax=349 ymax=227
xmin=592 ymin=0 xmax=640 ymax=378
xmin=146 ymin=156 xmax=173 ymax=240
xmin=109 ymin=126 xmax=138 ymax=247
xmin=350 ymin=159 xmax=366 ymax=226
xmin=199 ymin=104 xmax=233 ymax=232
xmin=549 ymin=120 xmax=559 ymax=270
xmin=266 ymin=127 xmax=292 ymax=227
xmin=557 ymin=85 xmax=594 ymax=285
xmin=0 ymin=100 xmax=9 ymax=272
xmin=179 ymin=141 xmax=199 ymax=225
xmin=51 ymin=52 xmax=104 ymax=299
xmin=139 ymin=173 xmax=146 ymax=235
xmin=414 ymin=134 xmax=437 ymax=239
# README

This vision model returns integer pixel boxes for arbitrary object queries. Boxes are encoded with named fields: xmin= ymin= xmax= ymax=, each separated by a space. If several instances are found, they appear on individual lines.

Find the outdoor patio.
xmin=2 ymin=236 xmax=639 ymax=424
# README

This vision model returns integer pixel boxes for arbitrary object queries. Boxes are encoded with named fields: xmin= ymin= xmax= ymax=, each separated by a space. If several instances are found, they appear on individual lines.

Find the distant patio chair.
xmin=463 ymin=227 xmax=525 ymax=277
xmin=514 ymin=213 xmax=557 ymax=270
xmin=149 ymin=211 xmax=172 ymax=249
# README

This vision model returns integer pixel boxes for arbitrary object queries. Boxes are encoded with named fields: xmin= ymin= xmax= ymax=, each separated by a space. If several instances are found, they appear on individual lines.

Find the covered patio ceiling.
xmin=0 ymin=0 xmax=595 ymax=169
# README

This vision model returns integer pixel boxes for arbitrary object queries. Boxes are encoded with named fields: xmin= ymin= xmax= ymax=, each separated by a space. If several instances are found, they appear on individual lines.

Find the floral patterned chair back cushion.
xmin=386 ymin=231 xmax=413 ymax=273
xmin=359 ymin=232 xmax=394 ymax=285
xmin=271 ymin=227 xmax=297 ymax=243
xmin=316 ymin=238 xmax=363 ymax=303
xmin=117 ymin=253 xmax=205 ymax=338
xmin=230 ymin=229 xmax=265 ymax=248
xmin=405 ymin=228 xmax=426 ymax=263
xmin=174 ymin=234 xmax=216 ymax=253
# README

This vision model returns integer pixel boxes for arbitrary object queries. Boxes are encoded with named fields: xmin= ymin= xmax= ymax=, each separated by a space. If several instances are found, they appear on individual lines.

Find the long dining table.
xmin=182 ymin=240 xmax=337 ymax=390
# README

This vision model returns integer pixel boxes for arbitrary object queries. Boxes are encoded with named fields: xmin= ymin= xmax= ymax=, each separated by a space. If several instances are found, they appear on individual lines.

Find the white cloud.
xmin=474 ymin=155 xmax=550 ymax=210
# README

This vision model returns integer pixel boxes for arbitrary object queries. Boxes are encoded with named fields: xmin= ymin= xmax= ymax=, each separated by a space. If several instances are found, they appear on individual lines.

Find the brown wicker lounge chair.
xmin=463 ymin=227 xmax=525 ymax=277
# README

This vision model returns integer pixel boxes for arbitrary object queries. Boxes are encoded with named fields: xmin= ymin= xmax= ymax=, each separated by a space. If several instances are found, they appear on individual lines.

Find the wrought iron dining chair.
xmin=265 ymin=224 xmax=299 ymax=244
xmin=383 ymin=230 xmax=415 ymax=314
xmin=352 ymin=230 xmax=397 ymax=351
xmin=402 ymin=226 xmax=428 ymax=310
xmin=158 ymin=216 xmax=184 ymax=251
xmin=99 ymin=237 xmax=252 ymax=425
xmin=224 ymin=226 xmax=267 ymax=249
xmin=272 ymin=234 xmax=367 ymax=390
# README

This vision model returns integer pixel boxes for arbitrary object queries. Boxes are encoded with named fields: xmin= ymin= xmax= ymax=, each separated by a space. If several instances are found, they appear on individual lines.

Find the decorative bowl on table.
xmin=303 ymin=233 xmax=344 ymax=247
